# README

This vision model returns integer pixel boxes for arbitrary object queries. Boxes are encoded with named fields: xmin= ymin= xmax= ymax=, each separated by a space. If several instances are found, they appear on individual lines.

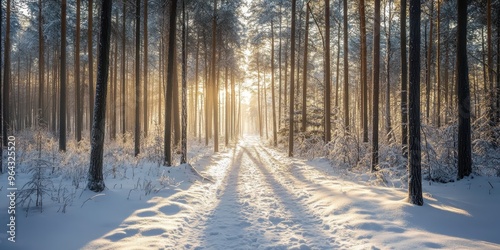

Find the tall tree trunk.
xmin=225 ymin=66 xmax=229 ymax=146
xmin=360 ymin=0 xmax=368 ymax=142
xmin=212 ymin=0 xmax=219 ymax=152
xmin=1 ymin=0 xmax=4 ymax=172
xmin=3 ymin=0 xmax=11 ymax=147
xmin=324 ymin=0 xmax=331 ymax=142
xmin=487 ymin=0 xmax=494 ymax=124
xmin=164 ymin=0 xmax=178 ymax=166
xmin=436 ymin=0 xmax=441 ymax=127
xmin=121 ymin=1 xmax=126 ymax=136
xmin=278 ymin=3 xmax=283 ymax=130
xmin=60 ymin=0 xmax=67 ymax=151
xmin=336 ymin=23 xmax=340 ymax=110
xmin=426 ymin=1 xmax=434 ymax=124
xmin=75 ymin=0 xmax=82 ymax=142
xmin=271 ymin=19 xmax=278 ymax=146
xmin=497 ymin=3 xmax=500 ymax=125
xmin=194 ymin=34 xmax=200 ymax=138
xmin=302 ymin=4 xmax=309 ymax=133
xmin=343 ymin=0 xmax=349 ymax=131
xmin=289 ymin=0 xmax=297 ymax=157
xmin=143 ymin=0 xmax=149 ymax=138
xmin=38 ymin=0 xmax=45 ymax=127
xmin=88 ymin=0 xmax=94 ymax=134
xmin=408 ymin=0 xmax=423 ymax=206
xmin=457 ymin=0 xmax=472 ymax=179
xmin=372 ymin=0 xmax=380 ymax=171
xmin=181 ymin=0 xmax=188 ymax=164
xmin=258 ymin=56 xmax=262 ymax=137
xmin=385 ymin=0 xmax=394 ymax=143
xmin=88 ymin=0 xmax=112 ymax=192
xmin=134 ymin=0 xmax=141 ymax=157
xmin=173 ymin=48 xmax=181 ymax=149
xmin=401 ymin=0 xmax=408 ymax=157
xmin=112 ymin=33 xmax=118 ymax=140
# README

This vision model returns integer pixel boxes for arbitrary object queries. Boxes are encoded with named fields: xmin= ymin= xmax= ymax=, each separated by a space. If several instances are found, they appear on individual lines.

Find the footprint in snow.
xmin=105 ymin=228 xmax=139 ymax=241
xmin=159 ymin=204 xmax=182 ymax=216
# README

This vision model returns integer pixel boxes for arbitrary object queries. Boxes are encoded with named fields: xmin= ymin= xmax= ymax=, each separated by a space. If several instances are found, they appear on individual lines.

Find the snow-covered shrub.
xmin=17 ymin=159 xmax=53 ymax=213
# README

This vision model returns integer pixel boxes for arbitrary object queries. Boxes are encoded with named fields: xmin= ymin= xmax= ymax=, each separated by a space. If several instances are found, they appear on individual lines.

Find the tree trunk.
xmin=289 ymin=0 xmax=296 ymax=157
xmin=457 ymin=0 xmax=472 ymax=179
xmin=121 ymin=1 xmax=126 ymax=136
xmin=426 ymin=1 xmax=434 ymax=124
xmin=181 ymin=0 xmax=188 ymax=164
xmin=59 ymin=0 xmax=67 ymax=151
xmin=143 ymin=0 xmax=149 ymax=138
xmin=88 ymin=0 xmax=94 ymax=135
xmin=372 ymin=0 xmax=380 ymax=171
xmin=134 ymin=0 xmax=141 ymax=157
xmin=75 ymin=0 xmax=82 ymax=142
xmin=271 ymin=19 xmax=278 ymax=146
xmin=88 ymin=0 xmax=112 ymax=192
xmin=401 ymin=0 xmax=408 ymax=157
xmin=212 ymin=0 xmax=219 ymax=152
xmin=359 ymin=0 xmax=368 ymax=143
xmin=408 ymin=0 xmax=423 ymax=206
xmin=164 ymin=0 xmax=178 ymax=166
xmin=38 ymin=0 xmax=45 ymax=127
xmin=343 ymin=0 xmax=349 ymax=131
xmin=436 ymin=0 xmax=441 ymax=127
xmin=385 ymin=0 xmax=394 ymax=143
xmin=302 ymin=4 xmax=309 ymax=133
xmin=487 ymin=0 xmax=494 ymax=124
xmin=324 ymin=0 xmax=331 ymax=142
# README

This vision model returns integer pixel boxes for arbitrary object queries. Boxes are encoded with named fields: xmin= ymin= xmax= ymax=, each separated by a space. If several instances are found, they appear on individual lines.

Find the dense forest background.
xmin=0 ymin=0 xmax=499 ymax=204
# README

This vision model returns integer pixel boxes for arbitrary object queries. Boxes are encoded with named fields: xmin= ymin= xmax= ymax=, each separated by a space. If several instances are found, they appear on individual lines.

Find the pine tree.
xmin=457 ymin=0 xmax=472 ymax=179
xmin=324 ymin=0 xmax=331 ymax=142
xmin=164 ymin=0 xmax=178 ymax=166
xmin=408 ymin=0 xmax=423 ymax=206
xmin=59 ymin=0 xmax=67 ymax=152
xmin=372 ymin=0 xmax=381 ymax=171
xmin=289 ymin=0 xmax=296 ymax=157
xmin=401 ymin=0 xmax=408 ymax=158
xmin=88 ymin=0 xmax=113 ymax=192
xmin=134 ymin=0 xmax=141 ymax=157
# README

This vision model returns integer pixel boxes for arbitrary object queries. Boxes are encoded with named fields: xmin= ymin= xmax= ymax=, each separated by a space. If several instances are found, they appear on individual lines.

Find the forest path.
xmin=83 ymin=135 xmax=500 ymax=250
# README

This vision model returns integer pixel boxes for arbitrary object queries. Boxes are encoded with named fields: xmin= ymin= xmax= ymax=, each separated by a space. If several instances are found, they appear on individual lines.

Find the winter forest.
xmin=1 ymin=0 xmax=500 ymax=249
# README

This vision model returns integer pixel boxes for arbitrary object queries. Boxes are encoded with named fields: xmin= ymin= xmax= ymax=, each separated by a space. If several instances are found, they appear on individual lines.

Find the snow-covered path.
xmin=82 ymin=136 xmax=500 ymax=250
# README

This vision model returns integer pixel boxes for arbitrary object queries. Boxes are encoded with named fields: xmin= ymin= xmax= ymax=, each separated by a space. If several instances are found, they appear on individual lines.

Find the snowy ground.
xmin=1 ymin=135 xmax=500 ymax=249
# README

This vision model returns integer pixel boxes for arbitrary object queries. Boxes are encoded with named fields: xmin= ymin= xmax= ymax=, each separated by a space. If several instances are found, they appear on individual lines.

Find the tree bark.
xmin=181 ymin=0 xmax=188 ymax=164
xmin=289 ymin=0 xmax=297 ymax=157
xmin=134 ymin=0 xmax=141 ymax=157
xmin=88 ymin=0 xmax=112 ymax=192
xmin=372 ymin=0 xmax=381 ymax=171
xmin=324 ymin=0 xmax=331 ymax=142
xmin=359 ymin=0 xmax=368 ymax=143
xmin=88 ymin=0 xmax=94 ymax=135
xmin=401 ymin=0 xmax=408 ymax=157
xmin=302 ymin=3 xmax=309 ymax=133
xmin=408 ymin=0 xmax=423 ymax=206
xmin=143 ymin=0 xmax=149 ymax=138
xmin=457 ymin=0 xmax=472 ymax=179
xmin=343 ymin=0 xmax=349 ymax=131
xmin=212 ymin=0 xmax=219 ymax=152
xmin=165 ymin=0 xmax=178 ymax=166
xmin=271 ymin=19 xmax=278 ymax=146
xmin=59 ymin=0 xmax=67 ymax=151
xmin=75 ymin=0 xmax=82 ymax=142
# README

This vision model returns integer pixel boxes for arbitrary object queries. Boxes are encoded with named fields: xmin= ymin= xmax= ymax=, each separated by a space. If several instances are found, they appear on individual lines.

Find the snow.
xmin=1 ymin=135 xmax=500 ymax=249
